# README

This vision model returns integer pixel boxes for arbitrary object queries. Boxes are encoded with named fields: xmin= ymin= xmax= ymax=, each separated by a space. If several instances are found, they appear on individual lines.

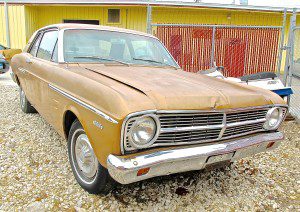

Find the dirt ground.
xmin=0 ymin=72 xmax=299 ymax=211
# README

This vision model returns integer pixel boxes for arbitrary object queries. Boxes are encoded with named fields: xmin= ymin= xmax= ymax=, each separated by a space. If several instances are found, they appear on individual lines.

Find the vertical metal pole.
xmin=210 ymin=26 xmax=216 ymax=67
xmin=146 ymin=4 xmax=152 ymax=34
xmin=288 ymin=9 xmax=297 ymax=86
xmin=286 ymin=8 xmax=297 ymax=106
xmin=283 ymin=9 xmax=296 ymax=86
xmin=4 ymin=0 xmax=11 ymax=48
xmin=276 ymin=8 xmax=287 ymax=77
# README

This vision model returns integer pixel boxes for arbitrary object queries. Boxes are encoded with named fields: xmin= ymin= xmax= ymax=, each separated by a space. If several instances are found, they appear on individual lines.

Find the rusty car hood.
xmin=79 ymin=64 xmax=285 ymax=110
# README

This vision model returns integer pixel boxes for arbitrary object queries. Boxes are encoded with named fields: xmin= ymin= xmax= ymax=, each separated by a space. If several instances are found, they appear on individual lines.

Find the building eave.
xmin=0 ymin=0 xmax=299 ymax=13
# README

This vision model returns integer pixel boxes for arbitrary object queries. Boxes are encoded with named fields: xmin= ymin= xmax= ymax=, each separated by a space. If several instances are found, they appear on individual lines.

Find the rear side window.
xmin=29 ymin=33 xmax=42 ymax=56
xmin=37 ymin=30 xmax=58 ymax=61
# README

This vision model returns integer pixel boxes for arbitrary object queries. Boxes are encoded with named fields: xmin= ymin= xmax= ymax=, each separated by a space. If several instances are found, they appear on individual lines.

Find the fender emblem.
xmin=93 ymin=121 xmax=103 ymax=129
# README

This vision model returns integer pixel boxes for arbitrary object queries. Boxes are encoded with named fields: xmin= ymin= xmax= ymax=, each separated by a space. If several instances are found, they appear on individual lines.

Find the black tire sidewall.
xmin=67 ymin=119 xmax=114 ymax=194
xmin=19 ymin=87 xmax=36 ymax=113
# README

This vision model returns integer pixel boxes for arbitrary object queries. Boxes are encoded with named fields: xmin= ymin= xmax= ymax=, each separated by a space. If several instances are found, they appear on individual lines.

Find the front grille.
xmin=223 ymin=122 xmax=264 ymax=138
xmin=123 ymin=106 xmax=286 ymax=152
xmin=226 ymin=109 xmax=267 ymax=123
xmin=156 ymin=129 xmax=221 ymax=144
xmin=159 ymin=113 xmax=224 ymax=128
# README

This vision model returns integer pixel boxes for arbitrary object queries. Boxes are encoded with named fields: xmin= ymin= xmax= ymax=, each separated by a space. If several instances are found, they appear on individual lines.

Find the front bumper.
xmin=107 ymin=132 xmax=283 ymax=184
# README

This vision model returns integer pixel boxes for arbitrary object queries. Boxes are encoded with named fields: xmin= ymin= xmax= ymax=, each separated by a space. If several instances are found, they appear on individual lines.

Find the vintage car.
xmin=11 ymin=24 xmax=287 ymax=194
xmin=0 ymin=53 xmax=9 ymax=74
xmin=0 ymin=44 xmax=22 ymax=74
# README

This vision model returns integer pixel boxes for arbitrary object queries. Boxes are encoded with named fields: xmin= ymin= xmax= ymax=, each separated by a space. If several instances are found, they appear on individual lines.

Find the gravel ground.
xmin=0 ymin=72 xmax=299 ymax=211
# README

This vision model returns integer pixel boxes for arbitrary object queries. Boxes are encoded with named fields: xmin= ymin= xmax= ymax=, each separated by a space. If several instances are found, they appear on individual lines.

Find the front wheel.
xmin=68 ymin=119 xmax=115 ymax=194
xmin=19 ymin=87 xmax=37 ymax=113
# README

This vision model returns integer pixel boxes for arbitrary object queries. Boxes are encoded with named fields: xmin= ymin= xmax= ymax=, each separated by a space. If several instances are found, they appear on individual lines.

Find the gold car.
xmin=11 ymin=24 xmax=287 ymax=194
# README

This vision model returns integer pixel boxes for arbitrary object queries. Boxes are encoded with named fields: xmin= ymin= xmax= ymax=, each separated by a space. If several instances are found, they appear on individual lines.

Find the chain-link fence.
xmin=152 ymin=24 xmax=284 ymax=77
xmin=288 ymin=26 xmax=300 ymax=120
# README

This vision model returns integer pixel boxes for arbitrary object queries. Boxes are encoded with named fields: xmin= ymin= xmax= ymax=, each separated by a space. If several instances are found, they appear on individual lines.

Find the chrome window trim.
xmin=120 ymin=105 xmax=288 ymax=154
xmin=48 ymin=84 xmax=118 ymax=124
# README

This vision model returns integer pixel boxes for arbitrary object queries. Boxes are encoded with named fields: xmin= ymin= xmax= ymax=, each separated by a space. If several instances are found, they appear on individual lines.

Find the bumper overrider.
xmin=107 ymin=132 xmax=283 ymax=184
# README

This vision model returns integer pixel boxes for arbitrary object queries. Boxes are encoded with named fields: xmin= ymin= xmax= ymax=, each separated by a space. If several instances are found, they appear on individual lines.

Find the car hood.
xmin=80 ymin=64 xmax=285 ymax=110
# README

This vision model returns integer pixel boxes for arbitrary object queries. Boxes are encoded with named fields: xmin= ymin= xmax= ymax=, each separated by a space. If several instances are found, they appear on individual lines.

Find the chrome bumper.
xmin=107 ymin=132 xmax=283 ymax=184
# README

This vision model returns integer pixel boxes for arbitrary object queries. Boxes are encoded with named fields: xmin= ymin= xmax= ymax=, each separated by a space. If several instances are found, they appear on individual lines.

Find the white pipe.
xmin=4 ymin=0 xmax=10 ymax=48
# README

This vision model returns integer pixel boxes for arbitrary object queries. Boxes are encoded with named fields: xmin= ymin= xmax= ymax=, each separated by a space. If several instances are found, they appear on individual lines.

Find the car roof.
xmin=39 ymin=23 xmax=156 ymax=39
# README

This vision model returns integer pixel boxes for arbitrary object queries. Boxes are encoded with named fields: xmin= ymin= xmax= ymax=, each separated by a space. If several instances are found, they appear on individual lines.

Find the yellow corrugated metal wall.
xmin=8 ymin=5 xmax=26 ymax=49
xmin=24 ymin=5 xmax=147 ymax=42
xmin=152 ymin=7 xmax=284 ymax=26
xmin=0 ymin=4 xmax=26 ymax=49
xmin=0 ymin=5 xmax=6 ymax=46
xmin=24 ymin=6 xmax=38 ymax=42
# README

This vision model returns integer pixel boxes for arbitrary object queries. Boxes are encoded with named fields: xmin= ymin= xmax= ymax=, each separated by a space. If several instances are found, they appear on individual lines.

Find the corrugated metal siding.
xmin=152 ymin=7 xmax=284 ymax=26
xmin=8 ymin=5 xmax=26 ymax=49
xmin=24 ymin=6 xmax=38 ymax=42
xmin=126 ymin=6 xmax=147 ymax=32
xmin=0 ymin=5 xmax=7 ymax=46
xmin=24 ymin=5 xmax=147 ymax=37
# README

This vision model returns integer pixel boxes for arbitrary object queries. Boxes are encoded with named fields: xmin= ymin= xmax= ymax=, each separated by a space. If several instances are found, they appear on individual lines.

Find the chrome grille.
xmin=159 ymin=113 xmax=223 ymax=128
xmin=223 ymin=122 xmax=264 ymax=138
xmin=156 ymin=129 xmax=221 ymax=144
xmin=226 ymin=109 xmax=267 ymax=123
xmin=123 ymin=106 xmax=286 ymax=152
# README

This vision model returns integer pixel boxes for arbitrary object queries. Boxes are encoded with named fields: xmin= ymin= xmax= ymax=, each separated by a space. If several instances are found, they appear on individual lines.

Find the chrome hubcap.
xmin=74 ymin=134 xmax=98 ymax=179
xmin=20 ymin=89 xmax=25 ymax=108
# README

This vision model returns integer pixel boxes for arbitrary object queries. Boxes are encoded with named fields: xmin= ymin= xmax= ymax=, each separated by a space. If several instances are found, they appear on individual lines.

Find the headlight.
xmin=128 ymin=115 xmax=160 ymax=149
xmin=263 ymin=107 xmax=284 ymax=130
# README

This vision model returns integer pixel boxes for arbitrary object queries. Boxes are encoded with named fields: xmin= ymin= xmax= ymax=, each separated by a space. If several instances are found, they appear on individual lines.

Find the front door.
xmin=25 ymin=30 xmax=59 ymax=122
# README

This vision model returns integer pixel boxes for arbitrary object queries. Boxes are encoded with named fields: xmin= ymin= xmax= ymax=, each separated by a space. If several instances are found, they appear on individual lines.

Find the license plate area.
xmin=206 ymin=152 xmax=234 ymax=164
xmin=233 ymin=143 xmax=264 ymax=159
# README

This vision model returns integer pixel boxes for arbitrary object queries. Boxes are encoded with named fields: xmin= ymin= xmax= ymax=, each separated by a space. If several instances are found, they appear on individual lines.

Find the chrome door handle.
xmin=25 ymin=58 xmax=32 ymax=64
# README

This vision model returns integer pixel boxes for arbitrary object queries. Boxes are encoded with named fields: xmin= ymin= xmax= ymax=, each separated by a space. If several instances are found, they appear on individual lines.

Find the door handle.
xmin=25 ymin=58 xmax=33 ymax=64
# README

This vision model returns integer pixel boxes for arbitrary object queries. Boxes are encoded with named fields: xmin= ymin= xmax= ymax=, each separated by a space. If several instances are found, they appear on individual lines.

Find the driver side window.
xmin=36 ymin=30 xmax=58 ymax=61
xmin=29 ymin=33 xmax=42 ymax=56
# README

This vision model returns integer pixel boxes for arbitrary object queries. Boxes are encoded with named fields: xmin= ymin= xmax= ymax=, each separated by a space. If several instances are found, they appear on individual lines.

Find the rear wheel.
xmin=19 ymin=87 xmax=37 ymax=113
xmin=68 ymin=119 xmax=115 ymax=194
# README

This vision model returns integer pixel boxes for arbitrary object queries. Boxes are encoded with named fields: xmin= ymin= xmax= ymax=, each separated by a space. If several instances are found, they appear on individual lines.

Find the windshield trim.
xmin=59 ymin=28 xmax=180 ymax=68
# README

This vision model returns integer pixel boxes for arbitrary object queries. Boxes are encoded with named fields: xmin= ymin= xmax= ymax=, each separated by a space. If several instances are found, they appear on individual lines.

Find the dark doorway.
xmin=63 ymin=19 xmax=99 ymax=25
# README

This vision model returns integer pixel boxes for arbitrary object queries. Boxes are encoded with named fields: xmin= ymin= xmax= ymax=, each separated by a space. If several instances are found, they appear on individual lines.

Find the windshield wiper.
xmin=73 ymin=56 xmax=130 ymax=66
xmin=133 ymin=58 xmax=178 ymax=69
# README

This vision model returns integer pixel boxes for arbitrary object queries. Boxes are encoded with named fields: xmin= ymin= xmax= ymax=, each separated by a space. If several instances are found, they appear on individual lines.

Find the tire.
xmin=19 ymin=87 xmax=37 ymax=113
xmin=68 ymin=119 xmax=115 ymax=194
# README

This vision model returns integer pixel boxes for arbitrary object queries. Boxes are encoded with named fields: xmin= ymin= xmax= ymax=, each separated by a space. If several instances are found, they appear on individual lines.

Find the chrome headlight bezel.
xmin=263 ymin=107 xmax=285 ymax=130
xmin=127 ymin=114 xmax=160 ymax=149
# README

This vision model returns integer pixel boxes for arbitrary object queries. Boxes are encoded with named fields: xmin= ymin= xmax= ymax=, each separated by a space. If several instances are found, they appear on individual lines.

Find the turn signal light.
xmin=267 ymin=142 xmax=275 ymax=149
xmin=137 ymin=167 xmax=150 ymax=176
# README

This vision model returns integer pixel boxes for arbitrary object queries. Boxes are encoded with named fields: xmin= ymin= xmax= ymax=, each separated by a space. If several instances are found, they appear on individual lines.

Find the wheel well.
xmin=64 ymin=110 xmax=78 ymax=139
xmin=15 ymin=75 xmax=20 ymax=86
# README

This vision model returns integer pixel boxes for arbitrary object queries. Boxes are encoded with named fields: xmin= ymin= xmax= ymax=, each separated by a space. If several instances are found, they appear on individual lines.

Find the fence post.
xmin=210 ymin=26 xmax=216 ymax=67
xmin=146 ymin=4 xmax=152 ymax=34
xmin=276 ymin=8 xmax=287 ymax=77
xmin=283 ymin=8 xmax=297 ymax=86
xmin=288 ymin=9 xmax=297 ymax=86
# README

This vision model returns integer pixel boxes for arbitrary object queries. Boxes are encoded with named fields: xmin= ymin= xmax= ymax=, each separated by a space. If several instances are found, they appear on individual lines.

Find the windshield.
xmin=63 ymin=29 xmax=179 ymax=68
